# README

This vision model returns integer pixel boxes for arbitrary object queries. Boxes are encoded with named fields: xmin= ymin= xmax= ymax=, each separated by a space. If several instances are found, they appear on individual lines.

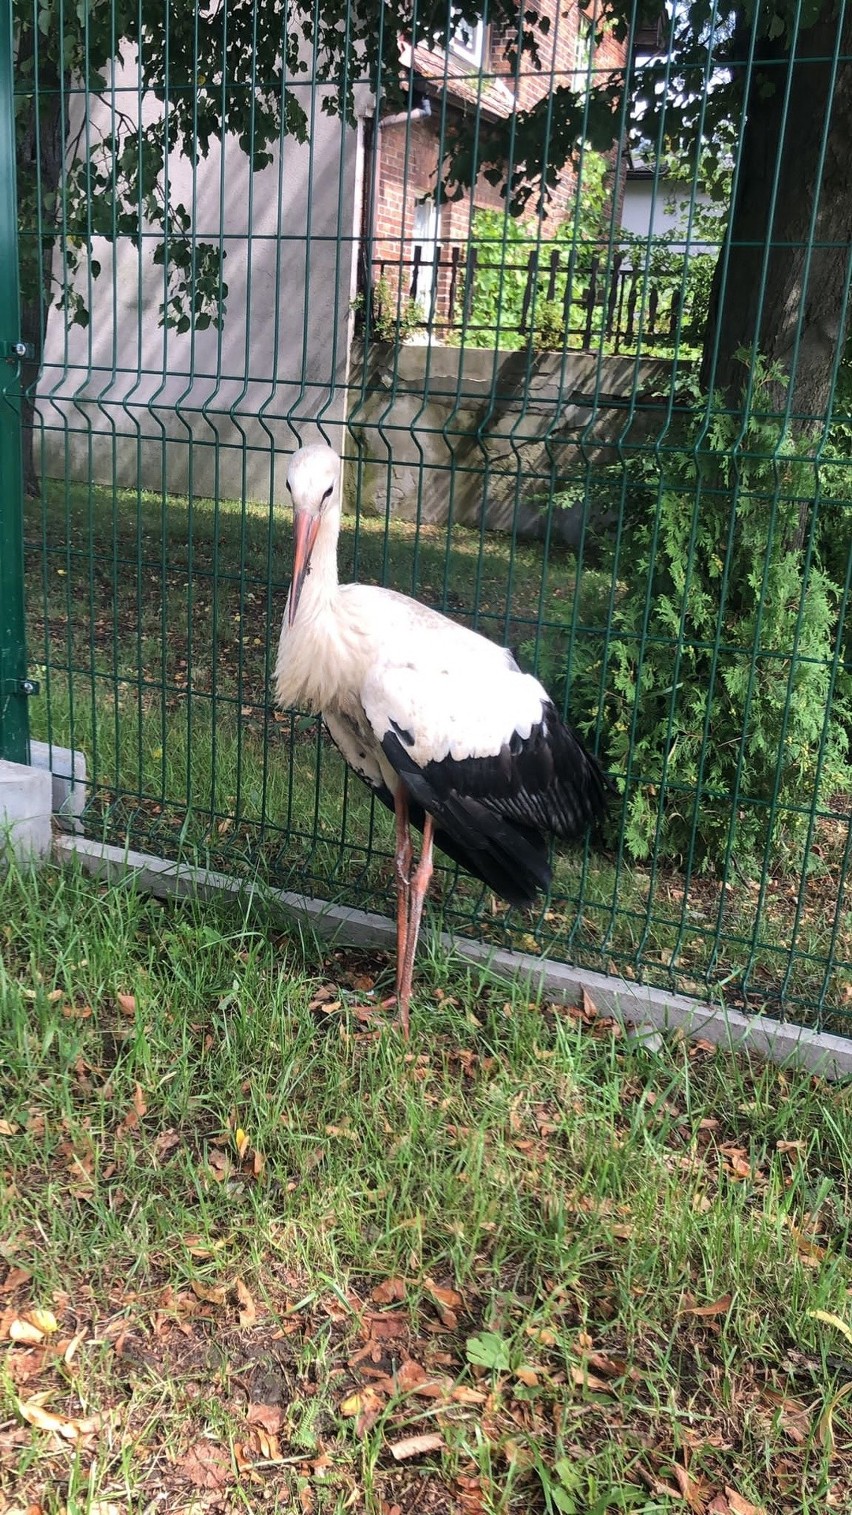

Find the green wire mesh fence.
xmin=2 ymin=0 xmax=851 ymax=1024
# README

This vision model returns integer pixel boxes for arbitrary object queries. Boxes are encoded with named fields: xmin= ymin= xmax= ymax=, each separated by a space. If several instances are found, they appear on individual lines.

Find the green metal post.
xmin=0 ymin=0 xmax=29 ymax=764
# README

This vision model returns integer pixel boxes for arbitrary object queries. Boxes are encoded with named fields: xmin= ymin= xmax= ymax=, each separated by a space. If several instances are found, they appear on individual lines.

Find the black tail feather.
xmin=374 ymin=784 xmax=550 ymax=908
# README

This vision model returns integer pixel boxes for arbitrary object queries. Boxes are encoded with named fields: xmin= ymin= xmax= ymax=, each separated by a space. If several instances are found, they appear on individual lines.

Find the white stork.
xmin=274 ymin=443 xmax=608 ymax=1035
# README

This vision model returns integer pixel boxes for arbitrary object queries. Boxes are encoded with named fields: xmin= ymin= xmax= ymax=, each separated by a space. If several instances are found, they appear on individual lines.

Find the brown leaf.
xmin=121 ymin=1084 xmax=148 ymax=1132
xmin=395 ymin=1359 xmax=449 ymax=1397
xmin=569 ymin=1365 xmax=612 ymax=1392
xmin=0 ymin=1265 xmax=31 ymax=1294
xmin=371 ymin=1277 xmax=406 ymax=1304
xmin=725 ymin=1492 xmax=766 ymax=1515
xmin=234 ymin=1277 xmax=257 ymax=1328
xmin=18 ymin=1394 xmax=102 ymax=1440
xmin=586 ymin=1352 xmax=638 ymax=1381
xmin=340 ymin=1386 xmax=385 ymax=1438
xmin=451 ymin=1384 xmax=487 ymax=1405
xmin=116 ymin=993 xmax=137 ymax=1015
xmin=340 ymin=1387 xmax=382 ymax=1419
xmin=424 ymin=1278 xmax=462 ymax=1326
xmin=190 ymin=1279 xmax=227 ymax=1307
xmin=0 ymin=1118 xmax=21 ymax=1133
xmin=179 ymin=1440 xmax=233 ymax=1489
xmin=206 ymin=1147 xmax=231 ymax=1182
xmin=247 ymin=1402 xmax=283 ymax=1434
xmin=61 ymin=1005 xmax=92 ymax=1020
xmin=514 ymin=1366 xmax=540 ymax=1387
xmin=672 ymin=1464 xmax=709 ymax=1512
xmin=367 ymin=1311 xmax=407 ymax=1340
xmin=680 ymin=1294 xmax=733 ymax=1319
xmin=388 ymin=1431 xmax=445 ymax=1461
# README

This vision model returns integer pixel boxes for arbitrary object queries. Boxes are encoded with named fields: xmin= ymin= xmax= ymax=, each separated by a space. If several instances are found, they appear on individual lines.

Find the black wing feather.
xmin=379 ymin=704 xmax=608 ymax=908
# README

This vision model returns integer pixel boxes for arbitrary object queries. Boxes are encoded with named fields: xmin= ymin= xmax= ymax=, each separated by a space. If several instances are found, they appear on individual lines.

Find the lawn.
xmin=22 ymin=479 xmax=851 ymax=1024
xmin=2 ymin=860 xmax=852 ymax=1514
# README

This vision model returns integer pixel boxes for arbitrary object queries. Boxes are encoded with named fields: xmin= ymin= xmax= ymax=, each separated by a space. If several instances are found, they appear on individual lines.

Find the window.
xmin=449 ymin=12 xmax=486 ymax=67
xmin=412 ymin=200 xmax=439 ymax=320
xmin=574 ymin=12 xmax=595 ymax=91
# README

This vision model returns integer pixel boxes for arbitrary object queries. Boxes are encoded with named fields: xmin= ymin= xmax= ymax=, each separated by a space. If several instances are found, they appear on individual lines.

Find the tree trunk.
xmin=701 ymin=3 xmax=852 ymax=430
xmin=15 ymin=31 xmax=67 ymax=497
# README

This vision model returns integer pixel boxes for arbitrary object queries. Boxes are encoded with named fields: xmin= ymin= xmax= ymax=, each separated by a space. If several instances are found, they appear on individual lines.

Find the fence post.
xmin=0 ymin=0 xmax=29 ymax=765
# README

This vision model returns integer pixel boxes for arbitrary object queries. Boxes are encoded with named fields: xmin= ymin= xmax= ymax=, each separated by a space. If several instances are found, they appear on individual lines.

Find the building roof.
xmin=398 ymin=40 xmax=517 ymax=123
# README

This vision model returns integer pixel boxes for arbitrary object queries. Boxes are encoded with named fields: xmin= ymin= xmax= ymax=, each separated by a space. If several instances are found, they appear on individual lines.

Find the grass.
xmin=22 ymin=478 xmax=852 ymax=1023
xmin=2 ymin=859 xmax=852 ymax=1513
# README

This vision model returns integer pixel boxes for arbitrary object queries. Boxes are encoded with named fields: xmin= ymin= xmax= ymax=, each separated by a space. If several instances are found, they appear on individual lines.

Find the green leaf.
xmin=465 ymin=1331 xmax=511 ymax=1371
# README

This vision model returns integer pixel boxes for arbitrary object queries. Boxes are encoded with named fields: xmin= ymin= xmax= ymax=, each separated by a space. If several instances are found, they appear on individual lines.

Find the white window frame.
xmin=412 ymin=199 xmax=440 ymax=321
xmin=574 ymin=12 xmax=594 ymax=91
xmin=449 ymin=13 xmax=486 ymax=67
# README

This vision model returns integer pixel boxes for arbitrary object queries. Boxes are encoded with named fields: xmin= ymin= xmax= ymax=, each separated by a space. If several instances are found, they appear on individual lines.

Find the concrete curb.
xmin=54 ymin=833 xmax=852 ymax=1082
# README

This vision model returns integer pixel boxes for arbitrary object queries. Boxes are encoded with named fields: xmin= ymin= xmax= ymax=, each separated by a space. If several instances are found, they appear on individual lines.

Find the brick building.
xmin=362 ymin=2 xmax=629 ymax=336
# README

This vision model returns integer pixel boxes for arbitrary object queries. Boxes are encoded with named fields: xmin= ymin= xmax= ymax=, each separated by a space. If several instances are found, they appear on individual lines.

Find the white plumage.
xmin=274 ymin=443 xmax=608 ymax=1034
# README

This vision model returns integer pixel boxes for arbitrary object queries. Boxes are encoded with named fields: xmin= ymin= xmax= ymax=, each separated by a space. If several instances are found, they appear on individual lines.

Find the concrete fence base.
xmin=52 ymin=833 xmax=852 ymax=1082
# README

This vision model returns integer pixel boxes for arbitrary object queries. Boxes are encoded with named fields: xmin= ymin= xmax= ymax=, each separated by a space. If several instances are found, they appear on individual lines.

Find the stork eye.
xmin=322 ymin=485 xmax=333 ymax=504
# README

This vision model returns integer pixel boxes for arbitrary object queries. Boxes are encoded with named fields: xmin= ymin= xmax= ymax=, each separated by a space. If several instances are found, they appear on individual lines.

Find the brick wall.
xmin=367 ymin=0 xmax=629 ymax=329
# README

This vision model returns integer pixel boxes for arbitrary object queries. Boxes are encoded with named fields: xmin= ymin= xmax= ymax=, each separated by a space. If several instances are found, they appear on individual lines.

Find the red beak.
xmin=288 ymin=511 xmax=321 ymax=627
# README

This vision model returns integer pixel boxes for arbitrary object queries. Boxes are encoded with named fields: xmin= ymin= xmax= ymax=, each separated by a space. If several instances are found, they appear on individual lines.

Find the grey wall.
xmin=37 ymin=65 xmax=366 ymax=503
xmin=345 ymin=343 xmax=681 ymax=544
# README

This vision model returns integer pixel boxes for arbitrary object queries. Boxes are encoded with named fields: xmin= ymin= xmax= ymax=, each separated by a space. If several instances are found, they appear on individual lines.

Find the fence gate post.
xmin=0 ymin=0 xmax=29 ymax=765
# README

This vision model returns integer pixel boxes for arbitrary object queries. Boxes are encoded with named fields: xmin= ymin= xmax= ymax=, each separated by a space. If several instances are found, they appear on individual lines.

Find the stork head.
xmin=286 ymin=443 xmax=341 ymax=626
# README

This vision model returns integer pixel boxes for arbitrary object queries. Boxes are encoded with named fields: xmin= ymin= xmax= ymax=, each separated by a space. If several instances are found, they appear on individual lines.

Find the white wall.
xmin=621 ymin=174 xmax=716 ymax=254
xmin=38 ymin=65 xmax=366 ymax=502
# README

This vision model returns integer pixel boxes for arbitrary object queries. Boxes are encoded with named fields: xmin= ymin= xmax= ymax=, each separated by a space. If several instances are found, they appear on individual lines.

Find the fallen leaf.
xmin=0 ymin=1265 xmax=31 ymax=1294
xmin=8 ymin=1319 xmax=46 ymax=1345
xmin=340 ymin=1388 xmax=381 ymax=1418
xmin=89 ymin=1504 xmax=122 ymax=1515
xmin=234 ymin=1277 xmax=257 ymax=1328
xmin=18 ymin=1394 xmax=101 ymax=1440
xmin=725 ymin=1491 xmax=766 ymax=1515
xmin=179 ymin=1440 xmax=233 ymax=1489
xmin=367 ymin=1311 xmax=407 ymax=1340
xmin=61 ymin=1005 xmax=92 ymax=1020
xmin=395 ymin=1359 xmax=449 ymax=1397
xmin=247 ymin=1402 xmax=283 ymax=1434
xmin=23 ymin=1309 xmax=59 ymax=1336
xmin=0 ymin=1119 xmax=20 ymax=1135
xmin=680 ymin=1294 xmax=733 ymax=1319
xmin=581 ymin=987 xmax=598 ymax=1018
xmin=672 ymin=1463 xmax=709 ymax=1511
xmin=371 ymin=1277 xmax=406 ymax=1304
xmin=116 ymin=993 xmax=137 ymax=1015
xmin=514 ymin=1365 xmax=539 ymax=1386
xmin=206 ymin=1148 xmax=231 ymax=1182
xmin=62 ymin=1329 xmax=86 ymax=1365
xmin=191 ymin=1279 xmax=227 ymax=1307
xmin=817 ymin=1378 xmax=852 ymax=1455
xmin=569 ymin=1365 xmax=612 ymax=1392
xmin=808 ymin=1308 xmax=852 ymax=1349
xmin=388 ymin=1431 xmax=445 ymax=1461
xmin=424 ymin=1278 xmax=462 ymax=1327
xmin=340 ymin=1385 xmax=384 ymax=1437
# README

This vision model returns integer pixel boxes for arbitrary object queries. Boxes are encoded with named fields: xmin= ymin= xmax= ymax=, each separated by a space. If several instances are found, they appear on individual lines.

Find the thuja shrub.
xmin=571 ymin=370 xmax=851 ymax=871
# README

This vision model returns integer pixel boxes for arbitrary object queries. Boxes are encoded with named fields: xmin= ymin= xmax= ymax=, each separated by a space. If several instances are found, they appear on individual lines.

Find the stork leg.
xmin=396 ymin=813 xmax=434 ymax=1039
xmin=393 ymin=785 xmax=413 ymax=1003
